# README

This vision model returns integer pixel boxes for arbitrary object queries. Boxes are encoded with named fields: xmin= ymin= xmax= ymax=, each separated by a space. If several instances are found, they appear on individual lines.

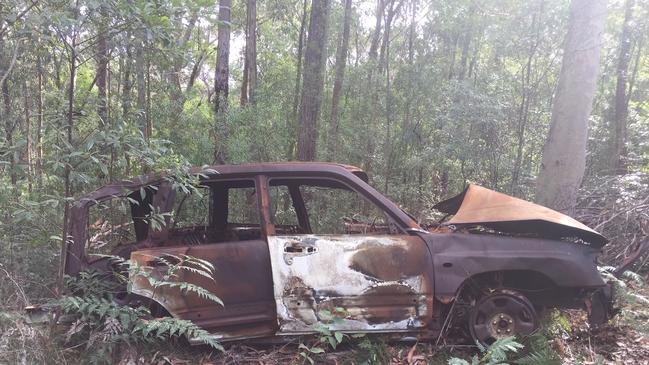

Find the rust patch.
xmin=361 ymin=307 xmax=412 ymax=325
xmin=317 ymin=284 xmax=420 ymax=325
xmin=361 ymin=283 xmax=416 ymax=296
xmin=282 ymin=276 xmax=318 ymax=325
xmin=359 ymin=284 xmax=418 ymax=325
xmin=349 ymin=240 xmax=426 ymax=281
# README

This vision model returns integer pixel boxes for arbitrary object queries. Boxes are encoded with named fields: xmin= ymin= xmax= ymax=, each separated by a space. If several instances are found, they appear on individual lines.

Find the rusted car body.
xmin=61 ymin=162 xmax=636 ymax=345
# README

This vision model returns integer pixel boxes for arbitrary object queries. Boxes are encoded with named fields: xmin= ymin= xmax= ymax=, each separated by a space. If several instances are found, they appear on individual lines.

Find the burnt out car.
xmin=59 ymin=162 xmax=636 ymax=345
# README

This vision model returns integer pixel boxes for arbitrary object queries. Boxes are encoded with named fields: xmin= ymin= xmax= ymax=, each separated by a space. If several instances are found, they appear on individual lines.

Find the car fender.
xmin=424 ymin=233 xmax=605 ymax=301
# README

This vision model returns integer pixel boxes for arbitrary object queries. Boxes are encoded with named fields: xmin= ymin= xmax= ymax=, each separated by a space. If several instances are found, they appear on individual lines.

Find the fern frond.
xmin=516 ymin=349 xmax=560 ymax=365
xmin=134 ymin=317 xmax=223 ymax=351
xmin=157 ymin=282 xmax=223 ymax=306
xmin=176 ymin=265 xmax=214 ymax=280
xmin=484 ymin=336 xmax=524 ymax=362
xmin=181 ymin=255 xmax=215 ymax=273
xmin=630 ymin=293 xmax=649 ymax=304
xmin=622 ymin=270 xmax=644 ymax=284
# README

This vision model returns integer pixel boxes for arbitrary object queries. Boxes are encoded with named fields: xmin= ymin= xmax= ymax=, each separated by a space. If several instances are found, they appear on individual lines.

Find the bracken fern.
xmin=47 ymin=253 xmax=224 ymax=364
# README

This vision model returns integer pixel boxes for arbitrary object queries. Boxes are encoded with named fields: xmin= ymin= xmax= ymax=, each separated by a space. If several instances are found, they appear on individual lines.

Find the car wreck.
xmin=57 ymin=162 xmax=646 ymax=346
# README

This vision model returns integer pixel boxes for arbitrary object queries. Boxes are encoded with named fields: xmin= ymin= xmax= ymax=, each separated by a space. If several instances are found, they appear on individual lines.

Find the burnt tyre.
xmin=468 ymin=289 xmax=539 ymax=346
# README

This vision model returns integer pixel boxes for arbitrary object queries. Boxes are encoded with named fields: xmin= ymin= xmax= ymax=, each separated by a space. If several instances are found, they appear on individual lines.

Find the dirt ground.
xmin=111 ymin=308 xmax=649 ymax=365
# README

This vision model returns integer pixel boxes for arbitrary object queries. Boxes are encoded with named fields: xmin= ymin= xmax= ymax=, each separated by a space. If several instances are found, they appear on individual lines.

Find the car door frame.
xmin=258 ymin=171 xmax=436 ymax=335
xmin=129 ymin=175 xmax=279 ymax=341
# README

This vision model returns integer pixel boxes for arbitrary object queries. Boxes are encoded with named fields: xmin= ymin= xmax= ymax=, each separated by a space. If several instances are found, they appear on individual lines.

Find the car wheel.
xmin=468 ymin=289 xmax=539 ymax=346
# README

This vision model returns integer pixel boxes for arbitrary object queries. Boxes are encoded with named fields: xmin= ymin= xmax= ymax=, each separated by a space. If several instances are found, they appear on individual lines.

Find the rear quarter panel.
xmin=424 ymin=233 xmax=605 ymax=300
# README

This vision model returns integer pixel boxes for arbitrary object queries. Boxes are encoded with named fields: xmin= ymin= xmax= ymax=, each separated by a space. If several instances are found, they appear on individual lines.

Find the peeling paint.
xmin=268 ymin=235 xmax=433 ymax=332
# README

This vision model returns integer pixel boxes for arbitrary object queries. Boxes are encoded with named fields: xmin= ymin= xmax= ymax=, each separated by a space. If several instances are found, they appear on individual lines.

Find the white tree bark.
xmin=536 ymin=0 xmax=606 ymax=214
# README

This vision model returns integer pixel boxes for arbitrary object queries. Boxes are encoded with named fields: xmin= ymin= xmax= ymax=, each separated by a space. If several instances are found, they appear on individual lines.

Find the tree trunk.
xmin=383 ymin=0 xmax=401 ymax=193
xmin=536 ymin=0 xmax=606 ymax=214
xmin=447 ymin=34 xmax=458 ymax=80
xmin=405 ymin=0 xmax=417 ymax=200
xmin=368 ymin=0 xmax=384 ymax=60
xmin=54 ymin=51 xmax=63 ymax=91
xmin=213 ymin=0 xmax=231 ymax=163
xmin=362 ymin=0 xmax=385 ymax=174
xmin=297 ymin=0 xmax=331 ymax=161
xmin=247 ymin=0 xmax=257 ymax=105
xmin=511 ymin=2 xmax=542 ymax=194
xmin=36 ymin=54 xmax=43 ymax=186
xmin=457 ymin=3 xmax=477 ymax=81
xmin=1 ymin=38 xmax=20 ymax=194
xmin=2 ymin=76 xmax=18 ymax=193
xmin=287 ymin=0 xmax=309 ymax=160
xmin=241 ymin=0 xmax=257 ymax=106
xmin=378 ymin=0 xmax=403 ymax=73
xmin=240 ymin=48 xmax=249 ymax=106
xmin=121 ymin=37 xmax=132 ymax=120
xmin=135 ymin=38 xmax=147 ymax=139
xmin=96 ymin=4 xmax=109 ymax=128
xmin=609 ymin=0 xmax=634 ymax=174
xmin=23 ymin=81 xmax=32 ymax=192
xmin=60 ymin=28 xmax=77 ymax=290
xmin=403 ymin=0 xmax=416 ymax=136
xmin=168 ymin=12 xmax=198 ymax=127
xmin=66 ymin=41 xmax=76 ymax=218
xmin=327 ymin=0 xmax=352 ymax=159
xmin=146 ymin=59 xmax=152 ymax=140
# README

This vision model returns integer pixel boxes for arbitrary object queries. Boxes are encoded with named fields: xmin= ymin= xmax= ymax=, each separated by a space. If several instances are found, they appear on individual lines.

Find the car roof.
xmin=76 ymin=162 xmax=368 ymax=202
xmin=188 ymin=162 xmax=366 ymax=177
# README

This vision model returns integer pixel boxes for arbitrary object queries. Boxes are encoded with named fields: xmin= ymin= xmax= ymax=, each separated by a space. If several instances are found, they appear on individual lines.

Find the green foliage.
xmin=544 ymin=310 xmax=572 ymax=338
xmin=298 ymin=308 xmax=350 ymax=364
xmin=43 ymin=254 xmax=224 ymax=364
xmin=50 ymin=294 xmax=222 ymax=364
xmin=121 ymin=253 xmax=224 ymax=306
xmin=1 ymin=0 xmax=649 ymax=362
xmin=448 ymin=336 xmax=524 ymax=365
xmin=315 ymin=308 xmax=349 ymax=350
xmin=599 ymin=267 xmax=649 ymax=333
xmin=354 ymin=337 xmax=391 ymax=365
xmin=515 ymin=333 xmax=562 ymax=365
xmin=65 ymin=270 xmax=122 ymax=297
xmin=450 ymin=312 xmax=568 ymax=365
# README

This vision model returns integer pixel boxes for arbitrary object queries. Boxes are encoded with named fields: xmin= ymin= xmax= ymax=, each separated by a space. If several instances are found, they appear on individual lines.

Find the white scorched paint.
xmin=268 ymin=235 xmax=429 ymax=333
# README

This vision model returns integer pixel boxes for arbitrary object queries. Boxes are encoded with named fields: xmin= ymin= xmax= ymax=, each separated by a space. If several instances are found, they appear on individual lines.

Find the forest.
xmin=1 ymin=0 xmax=649 ymax=363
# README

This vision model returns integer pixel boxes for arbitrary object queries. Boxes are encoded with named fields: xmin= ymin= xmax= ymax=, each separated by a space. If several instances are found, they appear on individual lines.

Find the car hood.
xmin=433 ymin=184 xmax=607 ymax=247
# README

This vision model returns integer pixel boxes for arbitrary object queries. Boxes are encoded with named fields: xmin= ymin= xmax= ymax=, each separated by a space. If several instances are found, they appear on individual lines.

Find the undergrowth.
xmin=42 ymin=254 xmax=224 ymax=364
xmin=600 ymin=266 xmax=649 ymax=334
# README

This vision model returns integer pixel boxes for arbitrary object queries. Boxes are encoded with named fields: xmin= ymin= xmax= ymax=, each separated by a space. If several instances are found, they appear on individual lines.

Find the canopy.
xmin=433 ymin=184 xmax=607 ymax=247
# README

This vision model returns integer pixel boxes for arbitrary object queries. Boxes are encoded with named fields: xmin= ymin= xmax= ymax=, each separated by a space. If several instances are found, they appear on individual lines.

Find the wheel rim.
xmin=469 ymin=291 xmax=538 ymax=346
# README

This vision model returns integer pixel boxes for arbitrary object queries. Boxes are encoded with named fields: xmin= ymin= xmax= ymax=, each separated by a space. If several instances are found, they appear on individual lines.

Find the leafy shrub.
xmin=599 ymin=267 xmax=649 ymax=333
xmin=298 ymin=308 xmax=353 ymax=364
xmin=354 ymin=336 xmax=391 ymax=364
xmin=448 ymin=336 xmax=524 ymax=365
xmin=46 ymin=254 xmax=224 ymax=364
xmin=448 ymin=333 xmax=562 ymax=365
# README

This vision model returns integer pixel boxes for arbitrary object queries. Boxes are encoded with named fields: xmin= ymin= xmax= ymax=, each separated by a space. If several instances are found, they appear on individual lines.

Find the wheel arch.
xmin=428 ymin=233 xmax=606 ymax=304
xmin=455 ymin=269 xmax=558 ymax=295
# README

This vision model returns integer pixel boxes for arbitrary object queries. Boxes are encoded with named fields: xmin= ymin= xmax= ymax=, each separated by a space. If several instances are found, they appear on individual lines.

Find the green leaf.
xmin=447 ymin=358 xmax=470 ymax=365
xmin=327 ymin=336 xmax=337 ymax=349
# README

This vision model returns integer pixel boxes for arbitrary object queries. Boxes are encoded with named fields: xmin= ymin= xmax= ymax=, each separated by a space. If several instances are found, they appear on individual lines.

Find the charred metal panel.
xmin=64 ymin=182 xmax=159 ymax=275
xmin=422 ymin=232 xmax=606 ymax=300
xmin=434 ymin=184 xmax=607 ymax=246
xmin=130 ymin=239 xmax=277 ymax=337
xmin=268 ymin=235 xmax=433 ymax=333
